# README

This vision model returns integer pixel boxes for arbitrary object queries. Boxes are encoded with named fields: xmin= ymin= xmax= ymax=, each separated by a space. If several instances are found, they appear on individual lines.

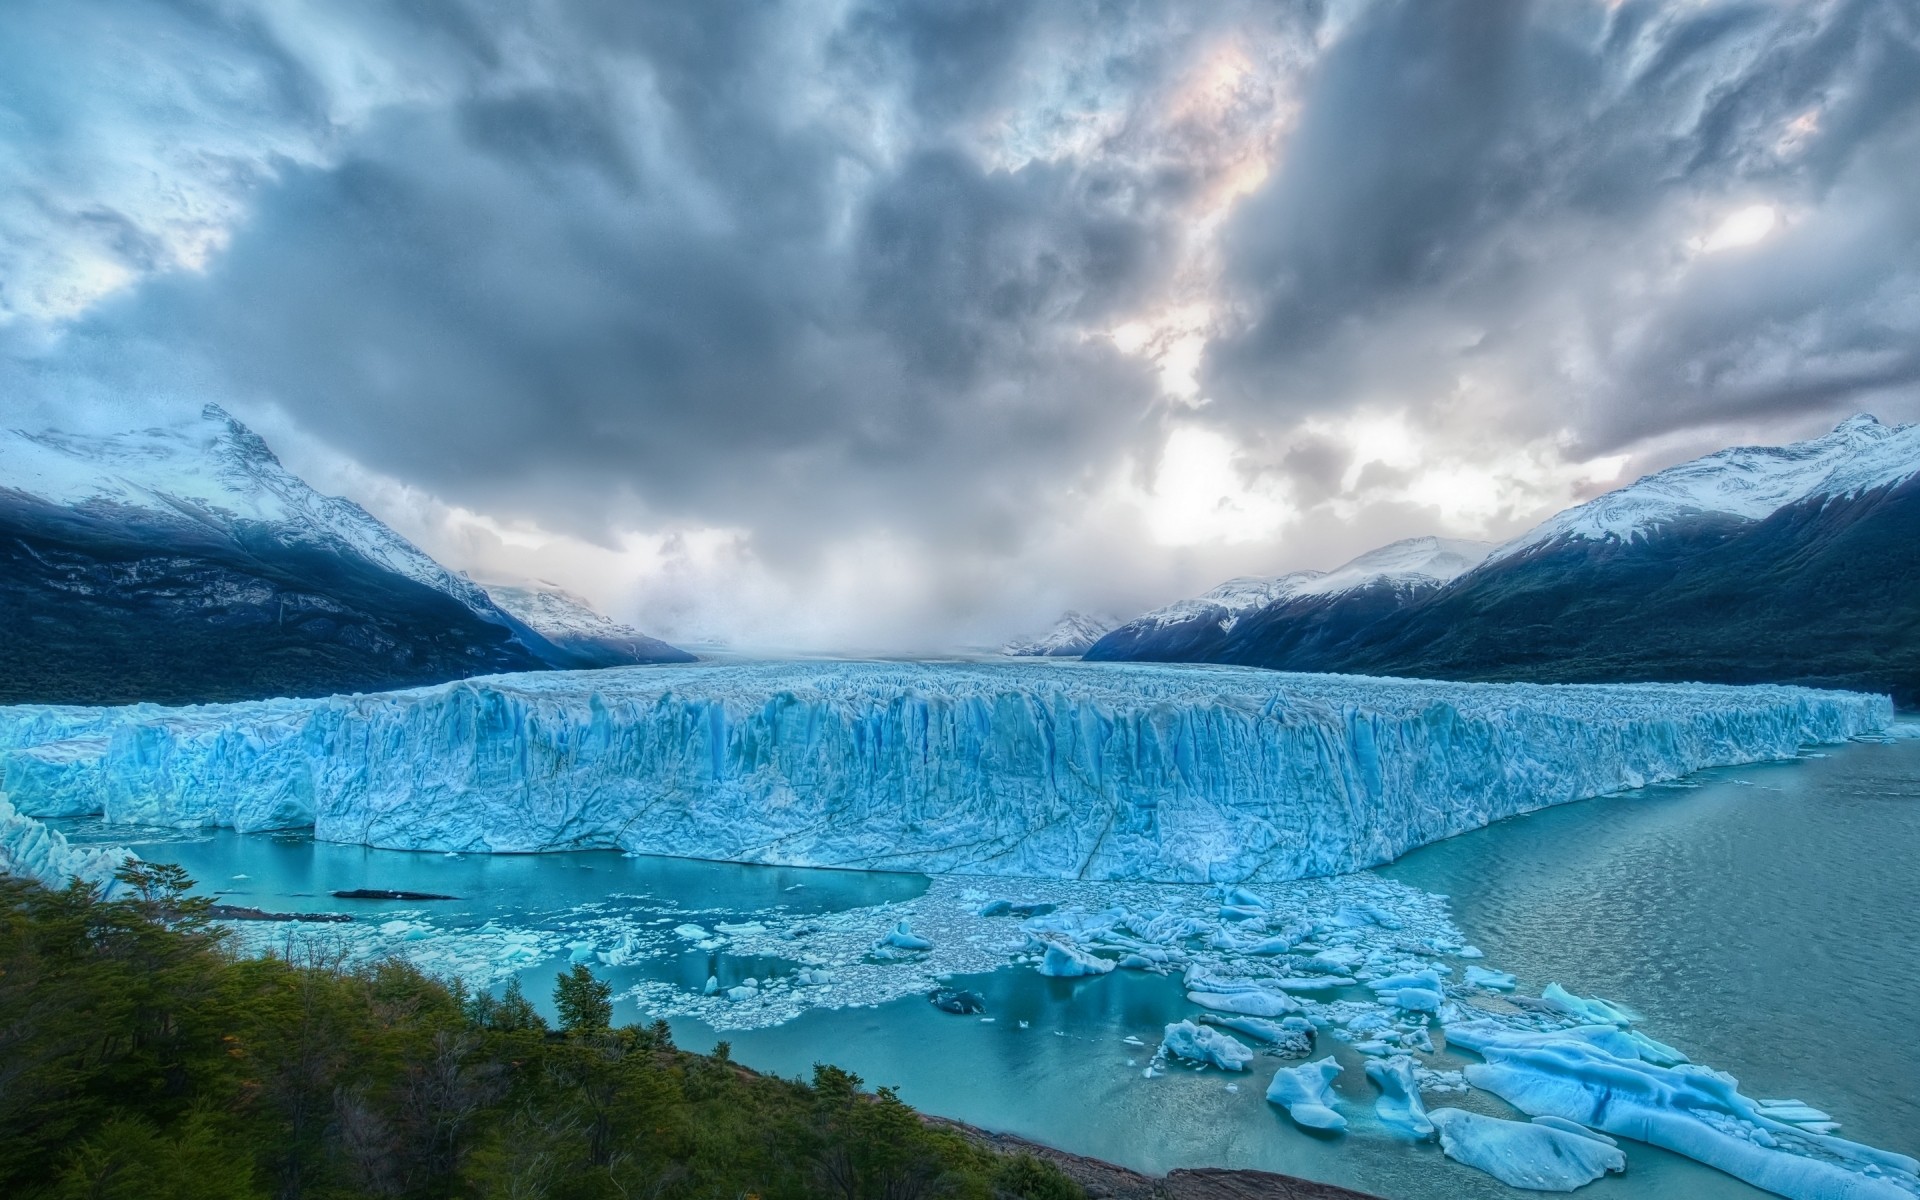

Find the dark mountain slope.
xmin=1215 ymin=481 xmax=1920 ymax=704
xmin=0 ymin=494 xmax=553 ymax=706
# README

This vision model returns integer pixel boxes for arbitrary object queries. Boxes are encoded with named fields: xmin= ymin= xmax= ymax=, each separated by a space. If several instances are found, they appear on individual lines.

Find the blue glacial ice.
xmin=0 ymin=796 xmax=130 ymax=892
xmin=0 ymin=661 xmax=1891 ymax=883
xmin=1365 ymin=1055 xmax=1434 ymax=1138
xmin=1267 ymin=1057 xmax=1348 ymax=1131
xmin=1427 ymin=1106 xmax=1626 ymax=1191
xmin=1445 ymin=1021 xmax=1920 ymax=1200
xmin=1158 ymin=1020 xmax=1255 ymax=1071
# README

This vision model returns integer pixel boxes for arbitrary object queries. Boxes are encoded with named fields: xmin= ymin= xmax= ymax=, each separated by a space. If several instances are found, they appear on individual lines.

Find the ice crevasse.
xmin=0 ymin=660 xmax=1892 ymax=884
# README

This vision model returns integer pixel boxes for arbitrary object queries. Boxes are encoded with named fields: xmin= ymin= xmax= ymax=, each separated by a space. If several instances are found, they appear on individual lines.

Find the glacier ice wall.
xmin=0 ymin=662 xmax=1892 ymax=883
xmin=0 ymin=797 xmax=131 ymax=892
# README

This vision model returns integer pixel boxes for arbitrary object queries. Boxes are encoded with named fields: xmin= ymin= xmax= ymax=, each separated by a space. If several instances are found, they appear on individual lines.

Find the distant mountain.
xmin=1086 ymin=536 xmax=1494 ymax=663
xmin=0 ymin=405 xmax=690 ymax=705
xmin=1087 ymin=416 xmax=1920 ymax=704
xmin=1001 ymin=610 xmax=1119 ymax=657
xmin=481 ymin=580 xmax=694 ymax=668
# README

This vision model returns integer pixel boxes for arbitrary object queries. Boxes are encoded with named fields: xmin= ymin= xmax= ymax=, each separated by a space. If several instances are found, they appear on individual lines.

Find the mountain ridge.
xmin=0 ymin=406 xmax=690 ymax=705
xmin=1087 ymin=416 xmax=1920 ymax=704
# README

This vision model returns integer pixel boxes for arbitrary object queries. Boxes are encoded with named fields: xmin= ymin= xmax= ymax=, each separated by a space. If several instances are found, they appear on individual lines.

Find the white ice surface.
xmin=1268 ymin=1057 xmax=1348 ymax=1131
xmin=1365 ymin=1055 xmax=1434 ymax=1138
xmin=1428 ymin=1106 xmax=1626 ymax=1191
xmin=0 ymin=797 xmax=131 ymax=893
xmin=1159 ymin=1020 xmax=1255 ymax=1071
xmin=1445 ymin=1021 xmax=1920 ymax=1200
xmin=0 ymin=662 xmax=1888 ymax=883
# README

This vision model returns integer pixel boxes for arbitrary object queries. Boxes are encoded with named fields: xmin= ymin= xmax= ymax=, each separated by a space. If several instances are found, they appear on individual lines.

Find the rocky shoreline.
xmin=929 ymin=1117 xmax=1383 ymax=1200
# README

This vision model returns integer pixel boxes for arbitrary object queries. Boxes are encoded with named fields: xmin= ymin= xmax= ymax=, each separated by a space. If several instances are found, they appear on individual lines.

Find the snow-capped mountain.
xmin=1086 ymin=537 xmax=1494 ymax=664
xmin=2 ymin=404 xmax=508 ymax=619
xmin=1493 ymin=413 xmax=1920 ymax=560
xmin=482 ymin=580 xmax=694 ymax=667
xmin=1000 ymin=610 xmax=1119 ymax=657
xmin=0 ymin=405 xmax=689 ymax=705
xmin=1089 ymin=416 xmax=1920 ymax=704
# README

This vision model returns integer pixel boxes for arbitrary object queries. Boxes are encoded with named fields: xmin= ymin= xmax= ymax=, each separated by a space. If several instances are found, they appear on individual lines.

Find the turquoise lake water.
xmin=93 ymin=734 xmax=1920 ymax=1200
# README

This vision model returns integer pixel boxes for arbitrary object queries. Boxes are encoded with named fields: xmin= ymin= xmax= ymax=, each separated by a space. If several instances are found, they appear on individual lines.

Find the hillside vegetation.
xmin=0 ymin=865 xmax=1080 ymax=1200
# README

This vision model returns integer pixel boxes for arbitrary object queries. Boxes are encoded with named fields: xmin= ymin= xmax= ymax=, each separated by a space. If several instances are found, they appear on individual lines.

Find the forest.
xmin=0 ymin=864 xmax=1082 ymax=1200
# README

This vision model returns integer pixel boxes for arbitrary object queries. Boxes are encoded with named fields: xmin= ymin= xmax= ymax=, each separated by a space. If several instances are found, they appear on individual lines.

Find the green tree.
xmin=552 ymin=964 xmax=612 ymax=1034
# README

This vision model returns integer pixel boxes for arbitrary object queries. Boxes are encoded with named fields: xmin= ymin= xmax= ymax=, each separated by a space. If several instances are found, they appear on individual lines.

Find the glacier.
xmin=0 ymin=660 xmax=1890 ymax=883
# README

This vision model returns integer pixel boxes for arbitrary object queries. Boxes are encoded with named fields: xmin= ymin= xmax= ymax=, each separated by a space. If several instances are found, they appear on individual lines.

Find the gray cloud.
xmin=1206 ymin=0 xmax=1920 ymax=452
xmin=4 ymin=0 xmax=1919 ymax=645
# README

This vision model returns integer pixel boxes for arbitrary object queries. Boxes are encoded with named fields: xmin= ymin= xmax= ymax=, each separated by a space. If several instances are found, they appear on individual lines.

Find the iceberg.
xmin=0 ymin=661 xmax=1889 ymax=883
xmin=1197 ymin=1013 xmax=1314 ymax=1056
xmin=1365 ymin=1056 xmax=1434 ymax=1138
xmin=1159 ymin=1020 xmax=1254 ymax=1071
xmin=1187 ymin=989 xmax=1297 ymax=1018
xmin=1428 ymin=1107 xmax=1626 ymax=1191
xmin=1267 ymin=1057 xmax=1347 ymax=1132
xmin=1034 ymin=938 xmax=1114 ymax=977
xmin=1446 ymin=1021 xmax=1920 ymax=1200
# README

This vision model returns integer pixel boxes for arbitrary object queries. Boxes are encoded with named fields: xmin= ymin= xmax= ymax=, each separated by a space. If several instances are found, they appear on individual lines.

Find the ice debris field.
xmin=215 ymin=859 xmax=1917 ymax=1200
xmin=0 ymin=660 xmax=1892 ymax=883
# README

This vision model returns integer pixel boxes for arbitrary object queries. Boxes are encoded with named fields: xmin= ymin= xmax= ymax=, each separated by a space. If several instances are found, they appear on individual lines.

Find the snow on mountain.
xmin=482 ymin=580 xmax=695 ymax=666
xmin=0 ymin=661 xmax=1886 ymax=883
xmin=484 ymin=580 xmax=642 ymax=642
xmin=1128 ymin=536 xmax=1497 ymax=635
xmin=1493 ymin=414 xmax=1920 ymax=560
xmin=1001 ymin=611 xmax=1119 ymax=656
xmin=0 ymin=404 xmax=504 ymax=621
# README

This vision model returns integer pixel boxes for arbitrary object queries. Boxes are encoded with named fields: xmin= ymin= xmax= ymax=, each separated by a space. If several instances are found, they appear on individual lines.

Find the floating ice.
xmin=1034 ymin=938 xmax=1115 ymax=977
xmin=1466 ymin=966 xmax=1518 ymax=991
xmin=0 ymin=663 xmax=1887 ymax=882
xmin=1446 ymin=1021 xmax=1920 ymax=1200
xmin=1159 ymin=1020 xmax=1254 ymax=1071
xmin=1267 ymin=1058 xmax=1347 ymax=1132
xmin=1197 ymin=1013 xmax=1314 ymax=1056
xmin=877 ymin=920 xmax=932 ymax=951
xmin=1365 ymin=1056 xmax=1434 ymax=1138
xmin=1188 ymin=989 xmax=1298 ymax=1018
xmin=1428 ymin=1106 xmax=1626 ymax=1191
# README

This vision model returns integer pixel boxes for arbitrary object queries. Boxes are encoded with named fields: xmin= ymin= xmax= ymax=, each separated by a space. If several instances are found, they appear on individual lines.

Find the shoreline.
xmin=928 ymin=1116 xmax=1384 ymax=1200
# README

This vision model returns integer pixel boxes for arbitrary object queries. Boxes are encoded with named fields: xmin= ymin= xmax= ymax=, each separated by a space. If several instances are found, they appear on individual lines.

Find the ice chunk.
xmin=1364 ymin=1056 xmax=1434 ymax=1138
xmin=1369 ymin=968 xmax=1444 ymax=992
xmin=1380 ymin=987 xmax=1443 ymax=1013
xmin=1428 ymin=1107 xmax=1625 ymax=1191
xmin=1465 ymin=966 xmax=1518 ymax=991
xmin=1160 ymin=1020 xmax=1254 ymax=1071
xmin=1187 ymin=989 xmax=1297 ymax=1018
xmin=1447 ymin=1020 xmax=1919 ymax=1200
xmin=1035 ymin=938 xmax=1114 ymax=977
xmin=1266 ymin=1058 xmax=1346 ymax=1132
xmin=0 ymin=663 xmax=1886 ymax=882
xmin=1540 ymin=983 xmax=1635 ymax=1025
xmin=877 ymin=920 xmax=932 ymax=951
xmin=1198 ymin=1013 xmax=1314 ymax=1057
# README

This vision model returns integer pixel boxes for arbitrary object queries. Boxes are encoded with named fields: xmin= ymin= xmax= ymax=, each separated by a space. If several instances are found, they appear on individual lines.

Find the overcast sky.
xmin=4 ymin=0 xmax=1918 ymax=650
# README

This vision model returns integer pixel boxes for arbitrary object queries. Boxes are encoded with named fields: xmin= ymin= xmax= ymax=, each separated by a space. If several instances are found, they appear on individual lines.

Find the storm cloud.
xmin=4 ymin=0 xmax=1917 ymax=648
